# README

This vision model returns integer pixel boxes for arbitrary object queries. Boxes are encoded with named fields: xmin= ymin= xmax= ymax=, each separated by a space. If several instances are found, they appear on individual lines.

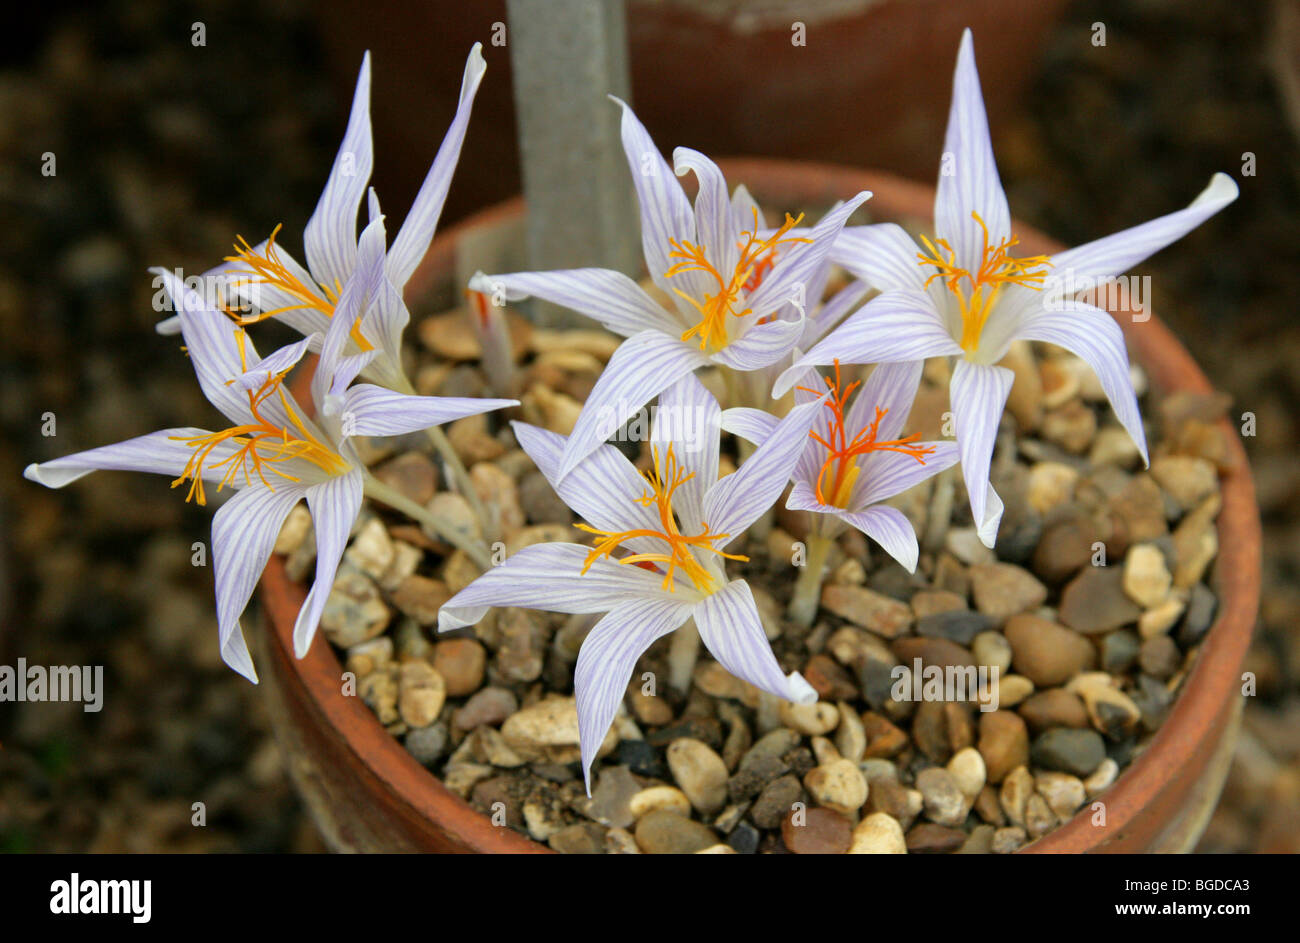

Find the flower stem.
xmin=667 ymin=619 xmax=701 ymax=695
xmin=362 ymin=473 xmax=492 ymax=571
xmin=788 ymin=530 xmax=833 ymax=628
xmin=393 ymin=374 xmax=498 ymax=542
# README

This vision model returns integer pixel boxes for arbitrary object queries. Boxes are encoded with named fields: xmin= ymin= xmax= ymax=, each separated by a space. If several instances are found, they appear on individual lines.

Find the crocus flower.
xmin=468 ymin=100 xmax=870 ymax=480
xmin=438 ymin=374 xmax=827 ymax=789
xmin=27 ymin=215 xmax=515 ymax=682
xmin=776 ymin=29 xmax=1238 ymax=546
xmin=158 ymin=44 xmax=487 ymax=393
xmin=726 ymin=360 xmax=958 ymax=572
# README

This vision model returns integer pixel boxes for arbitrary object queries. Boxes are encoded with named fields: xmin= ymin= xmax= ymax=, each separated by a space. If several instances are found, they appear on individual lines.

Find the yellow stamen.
xmin=169 ymin=329 xmax=349 ymax=506
xmin=222 ymin=224 xmax=373 ymax=352
xmin=798 ymin=360 xmax=937 ymax=508
xmin=665 ymin=209 xmax=811 ymax=354
xmin=574 ymin=444 xmax=745 ymax=593
xmin=915 ymin=212 xmax=1051 ymax=354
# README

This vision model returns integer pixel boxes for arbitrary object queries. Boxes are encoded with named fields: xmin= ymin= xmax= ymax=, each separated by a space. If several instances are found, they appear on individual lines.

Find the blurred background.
xmin=0 ymin=0 xmax=1295 ymax=852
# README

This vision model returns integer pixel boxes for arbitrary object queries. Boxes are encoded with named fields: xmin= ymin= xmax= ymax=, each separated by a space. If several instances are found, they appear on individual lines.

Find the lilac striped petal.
xmin=1017 ymin=301 xmax=1149 ymax=465
xmin=467 ymin=268 xmax=680 ymax=338
xmin=341 ymin=385 xmax=515 ymax=438
xmin=24 ymin=428 xmax=241 ymax=490
xmin=612 ymin=97 xmax=699 ymax=297
xmin=855 ymin=441 xmax=960 ymax=508
xmin=694 ymin=579 xmax=817 ymax=704
xmin=950 ymin=359 xmax=1013 ymax=547
xmin=313 ymin=214 xmax=387 ymax=408
xmin=703 ymin=395 xmax=824 ymax=545
xmin=212 ymin=481 xmax=308 ymax=681
xmin=437 ymin=542 xmax=680 ymax=631
xmin=773 ymin=291 xmax=961 ymax=397
xmin=651 ymin=373 xmax=721 ymax=528
xmin=304 ymin=53 xmax=373 ymax=291
xmin=1047 ymin=173 xmax=1238 ymax=292
xmin=229 ymin=334 xmax=315 ymax=393
xmin=832 ymin=223 xmax=929 ymax=293
xmin=230 ymin=240 xmax=333 ymax=340
xmin=730 ymin=183 xmax=764 ymax=233
xmin=293 ymin=469 xmax=364 ymax=657
xmin=674 ymin=147 xmax=740 ymax=278
xmin=155 ymin=268 xmax=257 ymax=424
xmin=712 ymin=316 xmax=805 ymax=371
xmin=574 ymin=598 xmax=694 ymax=792
xmin=558 ymin=330 xmax=707 ymax=479
xmin=838 ymin=504 xmax=920 ymax=573
xmin=719 ymin=406 xmax=779 ymax=448
xmin=511 ymin=421 xmax=661 ymax=536
xmin=747 ymin=192 xmax=872 ymax=317
xmin=805 ymin=279 xmax=872 ymax=347
xmin=846 ymin=359 xmax=926 ymax=445
xmin=934 ymin=29 xmax=1010 ymax=274
xmin=386 ymin=44 xmax=486 ymax=288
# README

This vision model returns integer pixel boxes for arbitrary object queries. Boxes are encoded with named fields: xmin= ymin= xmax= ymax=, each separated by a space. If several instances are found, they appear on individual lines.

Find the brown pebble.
xmin=977 ymin=710 xmax=1030 ymax=784
xmin=905 ymin=823 xmax=967 ymax=853
xmin=781 ymin=806 xmax=852 ymax=854
xmin=433 ymin=638 xmax=486 ymax=697
xmin=1017 ymin=688 xmax=1090 ymax=733
xmin=1003 ymin=613 xmax=1097 ymax=686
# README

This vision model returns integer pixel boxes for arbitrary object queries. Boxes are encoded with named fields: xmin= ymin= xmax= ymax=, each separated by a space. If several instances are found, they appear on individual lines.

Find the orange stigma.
xmin=665 ymin=209 xmax=810 ymax=353
xmin=915 ymin=211 xmax=1051 ymax=354
xmin=222 ymin=224 xmax=373 ymax=353
xmin=799 ymin=360 xmax=936 ymax=508
xmin=574 ymin=444 xmax=745 ymax=592
xmin=169 ymin=329 xmax=348 ymax=505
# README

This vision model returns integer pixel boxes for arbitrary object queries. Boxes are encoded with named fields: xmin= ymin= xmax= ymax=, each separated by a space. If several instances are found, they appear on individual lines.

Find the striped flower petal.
xmin=832 ymin=222 xmax=929 ymax=293
xmin=341 ymin=386 xmax=516 ymax=438
xmin=836 ymin=504 xmax=921 ymax=573
xmin=23 ymin=428 xmax=241 ymax=491
xmin=293 ymin=469 xmax=364 ymax=657
xmin=950 ymin=359 xmax=1013 ymax=547
xmin=467 ymin=268 xmax=681 ymax=339
xmin=694 ymin=579 xmax=817 ymax=704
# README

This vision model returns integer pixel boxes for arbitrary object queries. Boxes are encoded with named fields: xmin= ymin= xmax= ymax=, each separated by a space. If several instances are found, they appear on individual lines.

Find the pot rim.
xmin=260 ymin=157 xmax=1260 ymax=854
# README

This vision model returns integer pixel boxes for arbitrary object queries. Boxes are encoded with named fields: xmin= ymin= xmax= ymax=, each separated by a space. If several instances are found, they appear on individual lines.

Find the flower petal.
xmin=612 ymin=97 xmax=698 ymax=298
xmin=341 ymin=385 xmax=516 ymax=437
xmin=1047 ymin=173 xmax=1239 ymax=291
xmin=855 ymin=441 xmax=959 ymax=508
xmin=845 ymin=359 xmax=925 ymax=445
xmin=694 ymin=579 xmax=816 ymax=703
xmin=719 ymin=406 xmax=778 ymax=448
xmin=712 ymin=315 xmax=805 ymax=371
xmin=574 ymin=598 xmax=694 ymax=792
xmin=24 ymin=428 xmax=240 ymax=490
xmin=837 ymin=504 xmax=920 ymax=573
xmin=558 ymin=330 xmax=707 ymax=479
xmin=674 ymin=147 xmax=740 ymax=279
xmin=437 ymin=542 xmax=681 ymax=631
xmin=831 ymin=223 xmax=928 ymax=292
xmin=303 ymin=52 xmax=374 ymax=290
xmin=293 ymin=469 xmax=364 ymax=657
xmin=212 ymin=482 xmax=307 ymax=681
xmin=650 ymin=373 xmax=722 ymax=529
xmin=934 ymin=29 xmax=1010 ymax=273
xmin=1018 ymin=300 xmax=1149 ymax=465
xmin=313 ymin=214 xmax=387 ymax=409
xmin=467 ymin=268 xmax=681 ymax=338
xmin=950 ymin=359 xmax=1013 ymax=547
xmin=386 ymin=44 xmax=486 ymax=288
xmin=804 ymin=278 xmax=872 ymax=347
xmin=773 ymin=291 xmax=961 ymax=397
xmin=703 ymin=393 xmax=824 ymax=544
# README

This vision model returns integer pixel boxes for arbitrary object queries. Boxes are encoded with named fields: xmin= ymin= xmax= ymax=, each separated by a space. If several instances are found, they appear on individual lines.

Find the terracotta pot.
xmin=259 ymin=158 xmax=1261 ymax=853
xmin=315 ymin=0 xmax=1069 ymax=229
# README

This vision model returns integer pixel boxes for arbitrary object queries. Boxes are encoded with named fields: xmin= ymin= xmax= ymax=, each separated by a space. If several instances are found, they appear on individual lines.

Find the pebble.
xmin=803 ymin=758 xmax=869 ymax=814
xmin=971 ymin=631 xmax=1013 ymax=674
xmin=1027 ymin=462 xmax=1080 ymax=514
xmin=627 ymin=687 xmax=674 ymax=726
xmin=1138 ymin=595 xmax=1187 ymax=639
xmin=667 ymin=738 xmax=729 ymax=815
xmin=974 ymin=785 xmax=1005 ymax=826
xmin=433 ymin=638 xmax=486 ymax=697
xmin=1042 ymin=401 xmax=1097 ymax=454
xmin=779 ymin=700 xmax=840 ymax=736
xmin=501 ymin=696 xmax=581 ymax=753
xmin=1090 ymin=426 xmax=1142 ymax=469
xmin=946 ymin=527 xmax=996 ymax=566
xmin=1018 ymin=689 xmax=1090 ymax=733
xmin=782 ymin=806 xmax=852 ymax=854
xmin=917 ymin=609 xmax=994 ymax=645
xmin=1003 ymin=340 xmax=1044 ymax=431
xmin=834 ymin=702 xmax=867 ymax=762
xmin=865 ymin=777 xmax=922 ymax=829
xmin=1178 ymin=584 xmax=1218 ymax=645
xmin=404 ymin=723 xmax=448 ymax=765
xmin=1032 ymin=514 xmax=1097 ymax=584
xmin=906 ymin=823 xmax=967 ymax=853
xmin=494 ymin=607 xmax=547 ymax=683
xmin=947 ymin=747 xmax=987 ymax=798
xmin=604 ymin=827 xmax=641 ymax=854
xmin=1035 ymin=771 xmax=1087 ymax=820
xmin=634 ymin=810 xmax=719 ymax=854
xmin=1139 ymin=634 xmax=1181 ymax=679
xmin=1083 ymin=757 xmax=1119 ymax=797
xmin=1150 ymin=455 xmax=1218 ymax=510
xmin=861 ymin=711 xmax=909 ymax=758
xmin=320 ymin=567 xmax=392 ymax=647
xmin=550 ymin=822 xmax=607 ymax=854
xmin=1003 ymin=613 xmax=1096 ymax=686
xmin=389 ymin=575 xmax=451 ymax=626
xmin=991 ymin=826 xmax=1027 ymax=854
xmin=989 ymin=674 xmax=1035 ymax=709
xmin=397 ymin=660 xmax=447 ymax=728
xmin=911 ymin=589 xmax=968 ymax=619
xmin=820 ymin=584 xmax=914 ymax=638
xmin=998 ymin=765 xmax=1035 ymax=827
xmin=345 ymin=518 xmax=396 ymax=580
xmin=1067 ymin=672 xmax=1142 ymax=738
xmin=977 ymin=710 xmax=1030 ymax=783
xmin=1039 ymin=358 xmax=1079 ymax=408
xmin=802 ymin=654 xmax=858 ymax=701
xmin=750 ymin=774 xmax=804 ymax=829
xmin=373 ymin=451 xmax=439 ymax=505
xmin=587 ymin=766 xmax=641 ymax=827
xmin=1058 ymin=566 xmax=1142 ymax=634
xmin=917 ymin=767 xmax=969 ymax=827
xmin=891 ymin=637 xmax=976 ymax=671
xmin=727 ymin=821 xmax=761 ymax=854
xmin=1123 ymin=543 xmax=1173 ymax=608
xmin=345 ymin=636 xmax=393 ymax=677
xmin=1024 ymin=793 xmax=1058 ymax=839
xmin=957 ymin=823 xmax=996 ymax=854
xmin=628 ymin=785 xmax=692 ymax=820
xmin=847 ymin=812 xmax=908 ymax=854
xmin=453 ymin=686 xmax=518 ymax=731
xmin=969 ymin=563 xmax=1048 ymax=624
xmin=1031 ymin=728 xmax=1107 ymax=776
xmin=1098 ymin=629 xmax=1140 ymax=674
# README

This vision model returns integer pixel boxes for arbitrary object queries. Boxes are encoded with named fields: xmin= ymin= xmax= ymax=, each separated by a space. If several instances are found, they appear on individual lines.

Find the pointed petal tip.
xmin=786 ymin=671 xmax=818 ymax=705
xmin=22 ymin=462 xmax=42 ymax=484
xmin=1204 ymin=171 xmax=1240 ymax=204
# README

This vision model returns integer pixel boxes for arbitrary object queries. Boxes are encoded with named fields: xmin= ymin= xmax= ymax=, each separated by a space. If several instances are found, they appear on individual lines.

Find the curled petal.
xmin=694 ymin=579 xmax=817 ymax=704
xmin=950 ymin=359 xmax=1013 ymax=547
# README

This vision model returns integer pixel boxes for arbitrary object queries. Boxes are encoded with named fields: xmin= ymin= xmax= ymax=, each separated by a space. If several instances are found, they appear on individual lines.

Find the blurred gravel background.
xmin=0 ymin=0 xmax=1295 ymax=853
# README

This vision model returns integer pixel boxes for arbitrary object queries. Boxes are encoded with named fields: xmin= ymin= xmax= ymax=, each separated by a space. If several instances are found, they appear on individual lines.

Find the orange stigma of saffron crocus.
xmin=574 ymin=444 xmax=746 ymax=593
xmin=168 ymin=329 xmax=348 ymax=505
xmin=799 ymin=360 xmax=937 ymax=508
xmin=221 ymin=224 xmax=373 ymax=353
xmin=915 ymin=211 xmax=1051 ymax=354
xmin=664 ymin=209 xmax=810 ymax=353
